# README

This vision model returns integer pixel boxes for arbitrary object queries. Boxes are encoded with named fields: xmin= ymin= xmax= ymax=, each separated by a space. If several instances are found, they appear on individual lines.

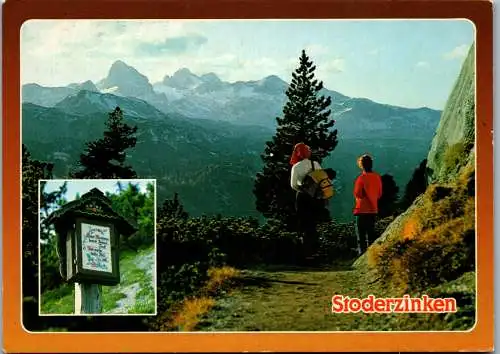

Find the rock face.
xmin=355 ymin=42 xmax=476 ymax=268
xmin=97 ymin=60 xmax=170 ymax=112
xmin=99 ymin=60 xmax=154 ymax=98
xmin=426 ymin=43 xmax=475 ymax=184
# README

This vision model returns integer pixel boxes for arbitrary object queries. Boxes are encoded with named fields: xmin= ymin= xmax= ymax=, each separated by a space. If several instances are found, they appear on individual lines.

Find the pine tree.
xmin=106 ymin=182 xmax=154 ymax=249
xmin=401 ymin=159 xmax=428 ymax=210
xmin=378 ymin=174 xmax=400 ymax=218
xmin=71 ymin=107 xmax=138 ymax=179
xmin=40 ymin=181 xmax=68 ymax=292
xmin=159 ymin=193 xmax=189 ymax=221
xmin=253 ymin=50 xmax=338 ymax=227
xmin=22 ymin=145 xmax=55 ymax=329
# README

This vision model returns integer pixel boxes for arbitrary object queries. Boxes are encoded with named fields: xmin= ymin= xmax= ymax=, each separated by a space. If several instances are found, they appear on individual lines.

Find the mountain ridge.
xmin=22 ymin=59 xmax=442 ymax=220
xmin=23 ymin=86 xmax=440 ymax=221
xmin=22 ymin=59 xmax=440 ymax=124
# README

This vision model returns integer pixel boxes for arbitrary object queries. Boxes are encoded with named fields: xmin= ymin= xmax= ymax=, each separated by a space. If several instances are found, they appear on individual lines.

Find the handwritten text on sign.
xmin=81 ymin=223 xmax=112 ymax=273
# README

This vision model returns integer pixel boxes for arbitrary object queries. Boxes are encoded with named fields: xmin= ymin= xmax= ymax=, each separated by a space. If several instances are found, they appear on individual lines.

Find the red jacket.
xmin=353 ymin=172 xmax=382 ymax=215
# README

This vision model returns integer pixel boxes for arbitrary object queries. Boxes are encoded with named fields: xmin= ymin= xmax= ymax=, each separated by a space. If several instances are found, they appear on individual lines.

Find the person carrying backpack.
xmin=353 ymin=154 xmax=383 ymax=255
xmin=290 ymin=143 xmax=334 ymax=259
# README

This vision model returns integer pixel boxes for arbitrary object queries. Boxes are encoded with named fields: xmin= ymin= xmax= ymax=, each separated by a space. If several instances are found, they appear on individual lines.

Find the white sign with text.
xmin=81 ymin=223 xmax=112 ymax=273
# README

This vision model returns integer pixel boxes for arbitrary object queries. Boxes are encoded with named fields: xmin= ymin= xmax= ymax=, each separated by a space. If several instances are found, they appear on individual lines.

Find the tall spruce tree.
xmin=71 ymin=107 xmax=138 ymax=178
xmin=253 ymin=50 xmax=338 ymax=228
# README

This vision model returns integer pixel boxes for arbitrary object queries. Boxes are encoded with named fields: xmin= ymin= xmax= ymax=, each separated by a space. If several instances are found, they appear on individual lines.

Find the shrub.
xmin=40 ymin=241 xmax=64 ymax=292
xmin=154 ymin=266 xmax=240 ymax=331
xmin=375 ymin=216 xmax=396 ymax=237
xmin=154 ymin=200 xmax=370 ymax=319
xmin=157 ymin=262 xmax=210 ymax=313
xmin=316 ymin=221 xmax=357 ymax=262
xmin=442 ymin=142 xmax=471 ymax=178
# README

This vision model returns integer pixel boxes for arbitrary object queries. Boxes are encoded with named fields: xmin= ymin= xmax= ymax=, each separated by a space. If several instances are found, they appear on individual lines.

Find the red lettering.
xmin=374 ymin=299 xmax=386 ymax=312
xmin=343 ymin=296 xmax=351 ymax=313
xmin=329 ymin=295 xmax=458 ymax=314
xmin=444 ymin=298 xmax=457 ymax=312
xmin=394 ymin=298 xmax=405 ymax=312
xmin=422 ymin=295 xmax=434 ymax=312
xmin=411 ymin=298 xmax=421 ymax=312
xmin=433 ymin=299 xmax=445 ymax=312
xmin=350 ymin=298 xmax=361 ymax=313
xmin=331 ymin=295 xmax=344 ymax=313
xmin=386 ymin=299 xmax=395 ymax=312
xmin=362 ymin=295 xmax=375 ymax=313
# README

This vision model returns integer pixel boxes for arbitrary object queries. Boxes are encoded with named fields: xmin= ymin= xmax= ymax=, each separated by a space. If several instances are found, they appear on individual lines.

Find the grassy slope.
xmin=40 ymin=246 xmax=155 ymax=315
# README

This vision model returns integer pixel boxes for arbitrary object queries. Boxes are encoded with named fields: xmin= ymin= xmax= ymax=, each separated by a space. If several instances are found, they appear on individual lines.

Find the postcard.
xmin=3 ymin=0 xmax=494 ymax=352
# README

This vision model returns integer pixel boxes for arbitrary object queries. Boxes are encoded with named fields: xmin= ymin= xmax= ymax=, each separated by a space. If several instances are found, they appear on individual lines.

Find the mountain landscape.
xmin=22 ymin=60 xmax=442 ymax=221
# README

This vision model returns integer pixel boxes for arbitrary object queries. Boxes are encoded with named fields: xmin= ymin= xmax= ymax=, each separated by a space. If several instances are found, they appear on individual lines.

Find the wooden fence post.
xmin=75 ymin=282 xmax=103 ymax=314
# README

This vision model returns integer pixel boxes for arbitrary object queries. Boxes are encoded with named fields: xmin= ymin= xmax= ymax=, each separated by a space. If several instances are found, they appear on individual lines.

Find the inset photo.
xmin=38 ymin=179 xmax=157 ymax=316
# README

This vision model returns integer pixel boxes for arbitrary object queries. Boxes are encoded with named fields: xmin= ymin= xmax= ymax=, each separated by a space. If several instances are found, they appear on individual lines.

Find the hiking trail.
xmin=195 ymin=265 xmax=449 ymax=331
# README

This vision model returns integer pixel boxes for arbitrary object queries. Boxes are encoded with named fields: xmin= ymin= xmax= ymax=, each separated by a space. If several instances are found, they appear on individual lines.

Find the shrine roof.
xmin=46 ymin=187 xmax=136 ymax=236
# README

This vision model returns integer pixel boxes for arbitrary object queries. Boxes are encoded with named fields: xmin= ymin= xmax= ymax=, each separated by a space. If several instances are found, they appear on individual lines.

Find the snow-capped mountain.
xmin=96 ymin=60 xmax=170 ymax=112
xmin=97 ymin=60 xmax=154 ymax=98
xmin=21 ymin=59 xmax=441 ymax=136
xmin=67 ymin=80 xmax=99 ymax=92
xmin=21 ymin=60 xmax=442 ymax=221
xmin=162 ymin=68 xmax=205 ymax=90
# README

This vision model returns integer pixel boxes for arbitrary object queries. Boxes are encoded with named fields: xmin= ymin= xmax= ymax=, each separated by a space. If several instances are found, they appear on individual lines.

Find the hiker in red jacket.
xmin=290 ymin=143 xmax=322 ymax=259
xmin=353 ymin=154 xmax=383 ymax=255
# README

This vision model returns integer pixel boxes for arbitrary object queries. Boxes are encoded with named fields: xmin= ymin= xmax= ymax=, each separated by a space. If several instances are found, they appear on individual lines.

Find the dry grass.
xmin=205 ymin=266 xmax=241 ymax=294
xmin=366 ymin=242 xmax=383 ymax=268
xmin=402 ymin=217 xmax=422 ymax=241
xmin=171 ymin=297 xmax=216 ymax=331
xmin=367 ymin=165 xmax=475 ymax=293
xmin=163 ymin=266 xmax=241 ymax=331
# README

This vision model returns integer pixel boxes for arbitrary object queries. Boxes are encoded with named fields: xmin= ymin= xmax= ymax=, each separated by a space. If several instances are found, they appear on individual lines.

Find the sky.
xmin=42 ymin=179 xmax=154 ymax=206
xmin=21 ymin=19 xmax=474 ymax=110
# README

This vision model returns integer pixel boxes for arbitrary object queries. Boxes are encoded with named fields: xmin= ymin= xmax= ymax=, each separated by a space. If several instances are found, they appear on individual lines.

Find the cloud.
xmin=304 ymin=44 xmax=329 ymax=57
xmin=21 ymin=20 xmax=197 ymax=85
xmin=416 ymin=61 xmax=430 ymax=68
xmin=322 ymin=58 xmax=345 ymax=73
xmin=136 ymin=34 xmax=207 ymax=56
xmin=281 ymin=55 xmax=344 ymax=82
xmin=443 ymin=44 xmax=469 ymax=60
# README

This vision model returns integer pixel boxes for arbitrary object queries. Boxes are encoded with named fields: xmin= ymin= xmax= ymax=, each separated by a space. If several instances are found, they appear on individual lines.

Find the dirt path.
xmin=106 ymin=247 xmax=155 ymax=314
xmin=196 ymin=265 xmax=445 ymax=331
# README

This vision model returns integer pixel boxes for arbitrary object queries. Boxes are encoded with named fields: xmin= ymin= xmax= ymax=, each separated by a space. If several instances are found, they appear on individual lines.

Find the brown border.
xmin=3 ymin=0 xmax=493 ymax=352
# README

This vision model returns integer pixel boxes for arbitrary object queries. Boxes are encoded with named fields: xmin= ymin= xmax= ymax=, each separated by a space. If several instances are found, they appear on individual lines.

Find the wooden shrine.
xmin=45 ymin=187 xmax=136 ymax=314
